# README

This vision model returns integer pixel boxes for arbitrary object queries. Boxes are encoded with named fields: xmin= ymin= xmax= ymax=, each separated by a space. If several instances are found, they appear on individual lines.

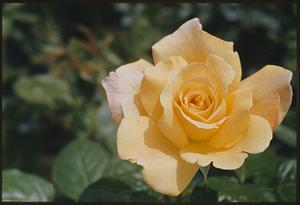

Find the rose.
xmin=101 ymin=18 xmax=292 ymax=196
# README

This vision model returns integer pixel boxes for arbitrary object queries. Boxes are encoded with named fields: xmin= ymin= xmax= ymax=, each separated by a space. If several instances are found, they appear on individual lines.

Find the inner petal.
xmin=173 ymin=62 xmax=224 ymax=105
xmin=189 ymin=91 xmax=211 ymax=111
xmin=184 ymin=90 xmax=213 ymax=118
xmin=177 ymin=78 xmax=218 ymax=121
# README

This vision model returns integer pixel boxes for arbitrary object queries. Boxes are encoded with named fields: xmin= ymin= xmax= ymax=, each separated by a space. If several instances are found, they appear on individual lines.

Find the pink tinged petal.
xmin=152 ymin=18 xmax=241 ymax=87
xmin=239 ymin=65 xmax=293 ymax=130
xmin=101 ymin=59 xmax=152 ymax=123
xmin=117 ymin=116 xmax=199 ymax=196
xmin=180 ymin=115 xmax=272 ymax=170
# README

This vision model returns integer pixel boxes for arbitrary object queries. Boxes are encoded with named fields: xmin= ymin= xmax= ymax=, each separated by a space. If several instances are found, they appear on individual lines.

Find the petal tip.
xmin=181 ymin=17 xmax=202 ymax=31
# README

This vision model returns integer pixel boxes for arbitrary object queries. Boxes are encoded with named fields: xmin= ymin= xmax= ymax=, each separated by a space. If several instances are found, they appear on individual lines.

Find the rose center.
xmin=183 ymin=90 xmax=213 ymax=113
xmin=190 ymin=95 xmax=211 ymax=110
xmin=176 ymin=78 xmax=217 ymax=121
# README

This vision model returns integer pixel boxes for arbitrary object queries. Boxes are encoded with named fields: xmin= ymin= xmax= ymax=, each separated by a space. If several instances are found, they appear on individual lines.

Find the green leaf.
xmin=274 ymin=124 xmax=296 ymax=148
xmin=79 ymin=178 xmax=156 ymax=202
xmin=14 ymin=74 xmax=73 ymax=107
xmin=207 ymin=176 xmax=239 ymax=191
xmin=52 ymin=139 xmax=109 ymax=200
xmin=277 ymin=183 xmax=296 ymax=202
xmin=216 ymin=185 xmax=271 ymax=202
xmin=103 ymin=159 xmax=148 ymax=191
xmin=191 ymin=181 xmax=218 ymax=202
xmin=207 ymin=176 xmax=275 ymax=202
xmin=103 ymin=159 xmax=163 ymax=201
xmin=235 ymin=148 xmax=284 ymax=185
xmin=2 ymin=169 xmax=55 ymax=202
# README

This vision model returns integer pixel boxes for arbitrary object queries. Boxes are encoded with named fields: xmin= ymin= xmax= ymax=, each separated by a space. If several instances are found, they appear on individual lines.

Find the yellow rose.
xmin=101 ymin=18 xmax=292 ymax=196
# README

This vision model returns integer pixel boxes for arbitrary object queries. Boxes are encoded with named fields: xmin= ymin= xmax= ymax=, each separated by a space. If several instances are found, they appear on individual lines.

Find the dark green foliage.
xmin=52 ymin=139 xmax=109 ymax=200
xmin=14 ymin=74 xmax=73 ymax=107
xmin=2 ymin=169 xmax=55 ymax=202
xmin=2 ymin=3 xmax=296 ymax=202
xmin=79 ymin=178 xmax=158 ymax=202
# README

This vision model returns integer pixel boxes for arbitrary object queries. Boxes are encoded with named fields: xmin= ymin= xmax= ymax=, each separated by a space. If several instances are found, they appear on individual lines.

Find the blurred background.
xmin=2 ymin=3 xmax=297 ymax=202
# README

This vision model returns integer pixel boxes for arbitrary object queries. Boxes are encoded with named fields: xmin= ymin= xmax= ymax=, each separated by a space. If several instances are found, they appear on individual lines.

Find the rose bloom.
xmin=101 ymin=18 xmax=292 ymax=196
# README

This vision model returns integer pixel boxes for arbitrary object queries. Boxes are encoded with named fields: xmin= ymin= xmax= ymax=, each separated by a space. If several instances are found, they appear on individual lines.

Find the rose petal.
xmin=159 ymin=71 xmax=190 ymax=148
xmin=180 ymin=140 xmax=247 ymax=169
xmin=139 ymin=56 xmax=187 ymax=120
xmin=208 ymin=99 xmax=227 ymax=122
xmin=250 ymin=93 xmax=281 ymax=131
xmin=208 ymin=87 xmax=253 ymax=148
xmin=173 ymin=62 xmax=223 ymax=105
xmin=234 ymin=115 xmax=273 ymax=154
xmin=174 ymin=102 xmax=226 ymax=141
xmin=152 ymin=18 xmax=241 ymax=88
xmin=178 ymin=75 xmax=227 ymax=123
xmin=206 ymin=54 xmax=236 ymax=90
xmin=101 ymin=59 xmax=152 ymax=123
xmin=178 ymin=77 xmax=218 ymax=119
xmin=180 ymin=89 xmax=214 ymax=119
xmin=210 ymin=152 xmax=248 ymax=170
xmin=180 ymin=114 xmax=272 ymax=170
xmin=160 ymin=62 xmax=226 ymax=142
xmin=117 ymin=116 xmax=199 ymax=196
xmin=239 ymin=65 xmax=293 ymax=130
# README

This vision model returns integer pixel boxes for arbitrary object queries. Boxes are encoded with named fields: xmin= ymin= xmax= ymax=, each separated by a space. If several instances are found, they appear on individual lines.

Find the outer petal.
xmin=152 ymin=18 xmax=241 ymax=88
xmin=208 ymin=87 xmax=253 ymax=148
xmin=101 ymin=59 xmax=152 ymax=123
xmin=180 ymin=115 xmax=272 ymax=170
xmin=117 ymin=116 xmax=199 ymax=196
xmin=234 ymin=115 xmax=272 ymax=154
xmin=250 ymin=93 xmax=281 ymax=131
xmin=239 ymin=65 xmax=293 ymax=130
xmin=139 ymin=56 xmax=187 ymax=120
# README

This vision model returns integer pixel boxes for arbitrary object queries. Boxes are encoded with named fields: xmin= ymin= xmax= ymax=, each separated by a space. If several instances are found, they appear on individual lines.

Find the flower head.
xmin=101 ymin=18 xmax=292 ymax=196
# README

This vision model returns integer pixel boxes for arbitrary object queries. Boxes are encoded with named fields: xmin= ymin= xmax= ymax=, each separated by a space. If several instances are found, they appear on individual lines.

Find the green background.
xmin=2 ymin=3 xmax=297 ymax=202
